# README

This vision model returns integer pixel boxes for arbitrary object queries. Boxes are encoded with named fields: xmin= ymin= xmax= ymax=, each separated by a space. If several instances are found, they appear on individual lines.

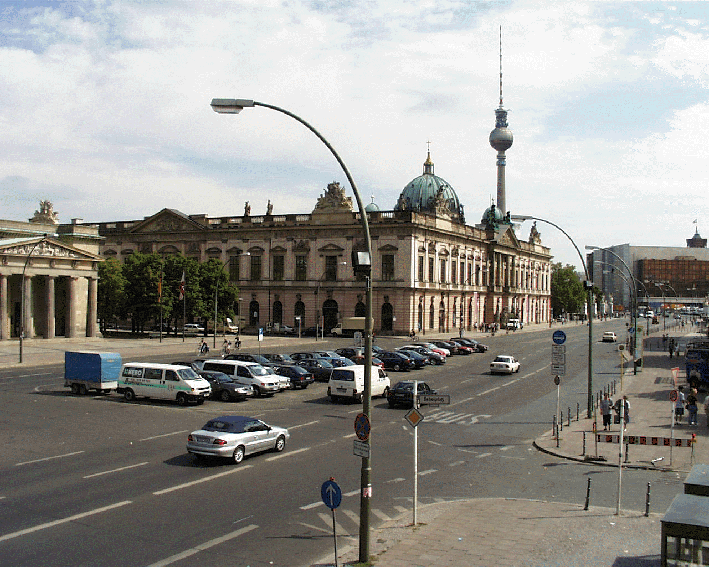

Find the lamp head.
xmin=211 ymin=98 xmax=255 ymax=114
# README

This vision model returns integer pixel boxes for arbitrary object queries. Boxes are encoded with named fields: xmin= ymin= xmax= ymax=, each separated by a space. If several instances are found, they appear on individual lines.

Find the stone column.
xmin=46 ymin=276 xmax=56 ymax=339
xmin=87 ymin=277 xmax=98 ymax=337
xmin=66 ymin=277 xmax=77 ymax=338
xmin=23 ymin=275 xmax=33 ymax=339
xmin=0 ymin=274 xmax=8 ymax=340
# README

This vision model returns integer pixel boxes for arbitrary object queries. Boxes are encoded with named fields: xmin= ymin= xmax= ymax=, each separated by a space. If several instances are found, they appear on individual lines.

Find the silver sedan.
xmin=187 ymin=416 xmax=289 ymax=463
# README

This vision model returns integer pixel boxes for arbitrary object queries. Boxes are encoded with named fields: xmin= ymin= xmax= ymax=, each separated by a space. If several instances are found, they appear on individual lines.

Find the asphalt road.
xmin=0 ymin=322 xmax=685 ymax=566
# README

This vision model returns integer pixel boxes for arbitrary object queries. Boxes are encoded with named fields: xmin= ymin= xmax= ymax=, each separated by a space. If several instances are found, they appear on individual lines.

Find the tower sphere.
xmin=489 ymin=126 xmax=513 ymax=152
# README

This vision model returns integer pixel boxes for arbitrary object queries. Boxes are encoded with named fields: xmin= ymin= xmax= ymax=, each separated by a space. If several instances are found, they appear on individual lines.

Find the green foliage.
xmin=551 ymin=262 xmax=585 ymax=316
xmin=98 ymin=253 xmax=239 ymax=332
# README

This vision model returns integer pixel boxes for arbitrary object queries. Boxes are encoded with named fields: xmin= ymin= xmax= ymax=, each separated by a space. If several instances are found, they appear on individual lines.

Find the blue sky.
xmin=1 ymin=0 xmax=708 ymax=270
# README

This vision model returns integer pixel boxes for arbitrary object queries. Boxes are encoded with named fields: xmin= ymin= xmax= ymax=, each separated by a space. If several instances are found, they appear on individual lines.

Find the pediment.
xmin=0 ymin=237 xmax=102 ymax=261
xmin=317 ymin=243 xmax=345 ymax=253
xmin=378 ymin=244 xmax=398 ymax=252
xmin=495 ymin=226 xmax=521 ymax=249
xmin=130 ymin=209 xmax=206 ymax=234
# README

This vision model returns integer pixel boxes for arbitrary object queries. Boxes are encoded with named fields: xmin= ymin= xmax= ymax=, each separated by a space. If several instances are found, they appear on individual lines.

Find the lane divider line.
xmin=83 ymin=462 xmax=149 ymax=479
xmin=153 ymin=466 xmax=252 ymax=496
xmin=145 ymin=524 xmax=258 ymax=567
xmin=265 ymin=447 xmax=310 ymax=461
xmin=15 ymin=451 xmax=85 ymax=467
xmin=0 ymin=501 xmax=132 ymax=543
xmin=287 ymin=420 xmax=320 ymax=430
xmin=139 ymin=431 xmax=188 ymax=442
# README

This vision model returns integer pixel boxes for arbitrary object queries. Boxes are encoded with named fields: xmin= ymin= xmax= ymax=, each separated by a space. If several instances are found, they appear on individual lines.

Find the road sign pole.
xmin=413 ymin=379 xmax=418 ymax=526
xmin=331 ymin=508 xmax=339 ymax=567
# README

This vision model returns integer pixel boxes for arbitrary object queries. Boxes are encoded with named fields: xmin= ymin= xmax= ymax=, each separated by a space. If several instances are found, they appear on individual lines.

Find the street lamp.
xmin=511 ymin=215 xmax=595 ymax=418
xmin=19 ymin=234 xmax=53 ymax=363
xmin=211 ymin=98 xmax=375 ymax=561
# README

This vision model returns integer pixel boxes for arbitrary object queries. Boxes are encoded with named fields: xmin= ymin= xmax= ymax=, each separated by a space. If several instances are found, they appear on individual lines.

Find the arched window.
xmin=381 ymin=302 xmax=393 ymax=332
xmin=294 ymin=300 xmax=305 ymax=328
xmin=249 ymin=300 xmax=259 ymax=327
xmin=354 ymin=301 xmax=366 ymax=317
xmin=273 ymin=301 xmax=283 ymax=325
xmin=322 ymin=299 xmax=339 ymax=333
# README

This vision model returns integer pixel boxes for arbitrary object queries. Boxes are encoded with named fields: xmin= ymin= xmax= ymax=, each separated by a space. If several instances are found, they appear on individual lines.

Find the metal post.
xmin=616 ymin=400 xmax=625 ymax=515
xmin=582 ymin=431 xmax=586 ymax=456
xmin=413 ymin=379 xmax=418 ymax=526
xmin=645 ymin=483 xmax=651 ymax=517
xmin=584 ymin=477 xmax=591 ymax=511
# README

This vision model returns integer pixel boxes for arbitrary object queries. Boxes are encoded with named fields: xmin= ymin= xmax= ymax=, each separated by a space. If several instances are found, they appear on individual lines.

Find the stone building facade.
xmin=96 ymin=155 xmax=552 ymax=336
xmin=0 ymin=202 xmax=103 ymax=340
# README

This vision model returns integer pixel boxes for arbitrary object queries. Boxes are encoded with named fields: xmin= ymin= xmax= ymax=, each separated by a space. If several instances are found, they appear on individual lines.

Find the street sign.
xmin=551 ymin=363 xmax=566 ymax=376
xmin=405 ymin=408 xmax=424 ymax=428
xmin=551 ymin=344 xmax=566 ymax=354
xmin=419 ymin=394 xmax=450 ymax=405
xmin=258 ymin=327 xmax=264 ymax=342
xmin=354 ymin=413 xmax=370 ymax=441
xmin=353 ymin=439 xmax=370 ymax=458
xmin=321 ymin=479 xmax=342 ymax=510
xmin=554 ymin=375 xmax=561 ymax=386
xmin=552 ymin=330 xmax=567 ymax=345
xmin=670 ymin=390 xmax=679 ymax=403
xmin=551 ymin=353 xmax=565 ymax=365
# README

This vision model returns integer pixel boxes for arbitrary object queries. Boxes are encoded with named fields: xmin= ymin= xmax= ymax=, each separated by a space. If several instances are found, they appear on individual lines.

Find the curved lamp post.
xmin=511 ymin=215 xmax=595 ymax=418
xmin=19 ymin=234 xmax=52 ymax=363
xmin=211 ymin=98 xmax=374 ymax=561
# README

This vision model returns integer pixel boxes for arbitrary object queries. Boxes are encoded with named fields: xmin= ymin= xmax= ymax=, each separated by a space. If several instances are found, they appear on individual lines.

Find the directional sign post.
xmin=321 ymin=479 xmax=342 ymax=567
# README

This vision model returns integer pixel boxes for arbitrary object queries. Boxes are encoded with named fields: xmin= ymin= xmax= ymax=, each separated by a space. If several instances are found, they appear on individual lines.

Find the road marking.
xmin=499 ymin=445 xmax=514 ymax=451
xmin=265 ymin=447 xmax=310 ymax=461
xmin=146 ymin=524 xmax=258 ymax=567
xmin=343 ymin=433 xmax=357 ymax=439
xmin=418 ymin=469 xmax=437 ymax=476
xmin=478 ymin=386 xmax=501 ymax=396
xmin=288 ymin=420 xmax=319 ymax=430
xmin=477 ymin=452 xmax=492 ymax=458
xmin=0 ymin=501 xmax=132 ymax=543
xmin=139 ymin=430 xmax=188 ymax=442
xmin=15 ymin=451 xmax=85 ymax=467
xmin=153 ymin=466 xmax=252 ymax=495
xmin=372 ymin=509 xmax=392 ymax=521
xmin=427 ymin=440 xmax=442 ymax=446
xmin=300 ymin=501 xmax=323 ymax=510
xmin=344 ymin=489 xmax=359 ymax=497
xmin=84 ymin=462 xmax=149 ymax=479
xmin=448 ymin=461 xmax=466 ymax=467
xmin=386 ymin=477 xmax=406 ymax=483
xmin=501 ymin=455 xmax=526 ymax=460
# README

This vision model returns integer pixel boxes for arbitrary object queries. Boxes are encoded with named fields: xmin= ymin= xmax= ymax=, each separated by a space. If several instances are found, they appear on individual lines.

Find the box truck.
xmin=331 ymin=317 xmax=366 ymax=337
xmin=64 ymin=351 xmax=122 ymax=395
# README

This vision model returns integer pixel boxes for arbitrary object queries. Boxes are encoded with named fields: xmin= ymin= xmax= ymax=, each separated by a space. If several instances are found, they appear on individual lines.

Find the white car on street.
xmin=602 ymin=331 xmax=617 ymax=343
xmin=490 ymin=355 xmax=520 ymax=375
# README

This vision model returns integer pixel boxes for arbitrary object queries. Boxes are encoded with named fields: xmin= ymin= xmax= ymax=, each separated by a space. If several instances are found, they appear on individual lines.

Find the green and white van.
xmin=117 ymin=363 xmax=211 ymax=405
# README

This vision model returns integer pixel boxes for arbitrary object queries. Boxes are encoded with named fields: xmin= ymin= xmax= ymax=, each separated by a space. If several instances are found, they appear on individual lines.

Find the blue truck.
xmin=684 ymin=341 xmax=709 ymax=391
xmin=64 ymin=351 xmax=122 ymax=395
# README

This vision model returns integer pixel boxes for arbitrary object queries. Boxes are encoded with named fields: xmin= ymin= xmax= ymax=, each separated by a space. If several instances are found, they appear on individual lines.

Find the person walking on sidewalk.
xmin=686 ymin=388 xmax=699 ymax=426
xmin=600 ymin=393 xmax=613 ymax=431
xmin=615 ymin=395 xmax=630 ymax=431
xmin=675 ymin=386 xmax=686 ymax=425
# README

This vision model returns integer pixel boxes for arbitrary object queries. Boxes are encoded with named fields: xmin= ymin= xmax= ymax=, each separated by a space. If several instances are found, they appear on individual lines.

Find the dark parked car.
xmin=377 ymin=351 xmax=414 ymax=372
xmin=296 ymin=358 xmax=335 ymax=382
xmin=336 ymin=347 xmax=363 ymax=361
xmin=447 ymin=339 xmax=474 ymax=354
xmin=301 ymin=327 xmax=318 ymax=337
xmin=273 ymin=365 xmax=315 ymax=389
xmin=453 ymin=338 xmax=489 ymax=352
xmin=225 ymin=353 xmax=274 ymax=366
xmin=198 ymin=370 xmax=252 ymax=402
xmin=263 ymin=353 xmax=297 ymax=365
xmin=396 ymin=349 xmax=428 ymax=368
xmin=290 ymin=352 xmax=327 ymax=362
xmin=433 ymin=340 xmax=462 ymax=355
xmin=387 ymin=380 xmax=437 ymax=408
xmin=399 ymin=345 xmax=445 ymax=365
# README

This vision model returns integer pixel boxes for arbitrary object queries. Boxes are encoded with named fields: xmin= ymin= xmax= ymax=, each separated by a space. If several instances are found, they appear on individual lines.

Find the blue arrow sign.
xmin=321 ymin=479 xmax=342 ymax=510
xmin=552 ymin=330 xmax=567 ymax=345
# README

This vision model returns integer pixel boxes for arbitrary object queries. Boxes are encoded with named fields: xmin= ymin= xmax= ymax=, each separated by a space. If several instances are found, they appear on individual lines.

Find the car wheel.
xmin=70 ymin=383 xmax=80 ymax=395
xmin=273 ymin=435 xmax=286 ymax=452
xmin=233 ymin=446 xmax=245 ymax=464
xmin=253 ymin=386 xmax=262 ymax=397
xmin=220 ymin=390 xmax=231 ymax=402
xmin=78 ymin=384 xmax=88 ymax=395
xmin=176 ymin=392 xmax=188 ymax=406
xmin=196 ymin=398 xmax=205 ymax=405
xmin=124 ymin=389 xmax=136 ymax=402
xmin=516 ymin=366 xmax=520 ymax=373
xmin=393 ymin=363 xmax=401 ymax=372
xmin=388 ymin=400 xmax=396 ymax=408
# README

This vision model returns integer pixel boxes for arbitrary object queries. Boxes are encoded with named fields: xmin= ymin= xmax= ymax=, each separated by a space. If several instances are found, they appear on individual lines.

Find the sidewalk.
xmin=314 ymin=327 xmax=707 ymax=567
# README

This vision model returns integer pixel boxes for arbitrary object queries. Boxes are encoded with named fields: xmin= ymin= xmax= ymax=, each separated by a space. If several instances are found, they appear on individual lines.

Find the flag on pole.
xmin=158 ymin=273 xmax=163 ymax=303
xmin=179 ymin=271 xmax=186 ymax=300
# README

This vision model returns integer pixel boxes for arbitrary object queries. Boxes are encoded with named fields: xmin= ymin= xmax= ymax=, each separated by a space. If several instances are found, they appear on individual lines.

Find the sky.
xmin=1 ymin=0 xmax=708 ymax=271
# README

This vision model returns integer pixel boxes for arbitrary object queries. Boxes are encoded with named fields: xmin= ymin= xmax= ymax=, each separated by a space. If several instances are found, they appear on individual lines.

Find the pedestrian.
xmin=674 ymin=386 xmax=686 ymax=425
xmin=668 ymin=338 xmax=675 ymax=359
xmin=614 ymin=395 xmax=630 ymax=432
xmin=221 ymin=338 xmax=231 ymax=356
xmin=687 ymin=388 xmax=699 ymax=426
xmin=600 ymin=393 xmax=613 ymax=431
xmin=199 ymin=338 xmax=209 ymax=355
xmin=704 ymin=394 xmax=709 ymax=429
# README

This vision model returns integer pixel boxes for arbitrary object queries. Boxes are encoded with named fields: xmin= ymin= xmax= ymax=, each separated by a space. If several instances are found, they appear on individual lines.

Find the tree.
xmin=551 ymin=262 xmax=585 ymax=317
xmin=122 ymin=253 xmax=163 ymax=332
xmin=97 ymin=258 xmax=126 ymax=332
xmin=197 ymin=259 xmax=239 ymax=329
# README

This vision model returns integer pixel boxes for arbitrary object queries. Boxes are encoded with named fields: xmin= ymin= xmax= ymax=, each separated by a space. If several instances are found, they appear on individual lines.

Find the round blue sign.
xmin=321 ymin=479 xmax=342 ymax=510
xmin=552 ymin=330 xmax=567 ymax=345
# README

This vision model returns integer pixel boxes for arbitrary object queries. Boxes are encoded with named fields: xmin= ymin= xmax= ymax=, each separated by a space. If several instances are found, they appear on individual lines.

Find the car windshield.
xmin=203 ymin=419 xmax=246 ymax=433
xmin=395 ymin=382 xmax=414 ymax=391
xmin=494 ymin=356 xmax=511 ymax=363
xmin=249 ymin=365 xmax=270 ymax=376
xmin=177 ymin=367 xmax=200 ymax=380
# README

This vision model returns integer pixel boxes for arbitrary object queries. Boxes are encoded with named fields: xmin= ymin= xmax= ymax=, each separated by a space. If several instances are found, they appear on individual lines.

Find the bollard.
xmin=645 ymin=482 xmax=651 ymax=517
xmin=624 ymin=440 xmax=629 ymax=463
xmin=582 ymin=431 xmax=586 ymax=456
xmin=584 ymin=477 xmax=591 ymax=511
xmin=552 ymin=415 xmax=557 ymax=438
xmin=567 ymin=407 xmax=571 ymax=427
xmin=559 ymin=412 xmax=563 ymax=431
xmin=576 ymin=402 xmax=580 ymax=422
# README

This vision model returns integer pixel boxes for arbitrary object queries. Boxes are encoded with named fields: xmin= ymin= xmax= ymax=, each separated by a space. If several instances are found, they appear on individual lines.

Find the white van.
xmin=117 ymin=363 xmax=211 ymax=405
xmin=327 ymin=366 xmax=390 ymax=403
xmin=201 ymin=360 xmax=280 ymax=397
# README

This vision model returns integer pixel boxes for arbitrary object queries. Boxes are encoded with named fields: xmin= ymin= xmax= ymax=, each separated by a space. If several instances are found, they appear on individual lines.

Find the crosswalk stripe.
xmin=372 ymin=509 xmax=392 ymax=521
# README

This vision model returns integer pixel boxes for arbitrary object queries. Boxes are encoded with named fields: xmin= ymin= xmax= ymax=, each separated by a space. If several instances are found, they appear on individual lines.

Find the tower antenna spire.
xmin=499 ymin=25 xmax=503 ymax=107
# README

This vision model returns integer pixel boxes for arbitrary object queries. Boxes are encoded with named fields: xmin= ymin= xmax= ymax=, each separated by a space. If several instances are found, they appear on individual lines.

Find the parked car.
xmin=506 ymin=319 xmax=522 ymax=330
xmin=296 ymin=358 xmax=335 ymax=382
xmin=602 ymin=332 xmax=617 ymax=343
xmin=419 ymin=342 xmax=449 ymax=357
xmin=301 ymin=327 xmax=318 ymax=337
xmin=186 ymin=415 xmax=289 ymax=463
xmin=377 ymin=351 xmax=414 ymax=372
xmin=387 ymin=380 xmax=437 ymax=408
xmin=272 ymin=364 xmax=315 ymax=389
xmin=453 ymin=338 xmax=489 ymax=352
xmin=290 ymin=352 xmax=327 ymax=362
xmin=263 ymin=365 xmax=290 ymax=391
xmin=335 ymin=347 xmax=363 ymax=361
xmin=182 ymin=323 xmax=204 ymax=336
xmin=226 ymin=353 xmax=274 ymax=367
xmin=198 ymin=370 xmax=252 ymax=402
xmin=400 ymin=345 xmax=446 ymax=365
xmin=262 ymin=353 xmax=297 ymax=365
xmin=327 ymin=366 xmax=390 ymax=403
xmin=447 ymin=339 xmax=474 ymax=354
xmin=396 ymin=349 xmax=429 ymax=368
xmin=490 ymin=355 xmax=520 ymax=375
xmin=432 ymin=340 xmax=462 ymax=355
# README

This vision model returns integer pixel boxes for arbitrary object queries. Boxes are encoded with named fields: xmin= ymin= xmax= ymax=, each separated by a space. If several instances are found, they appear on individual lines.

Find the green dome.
xmin=395 ymin=152 xmax=464 ymax=222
